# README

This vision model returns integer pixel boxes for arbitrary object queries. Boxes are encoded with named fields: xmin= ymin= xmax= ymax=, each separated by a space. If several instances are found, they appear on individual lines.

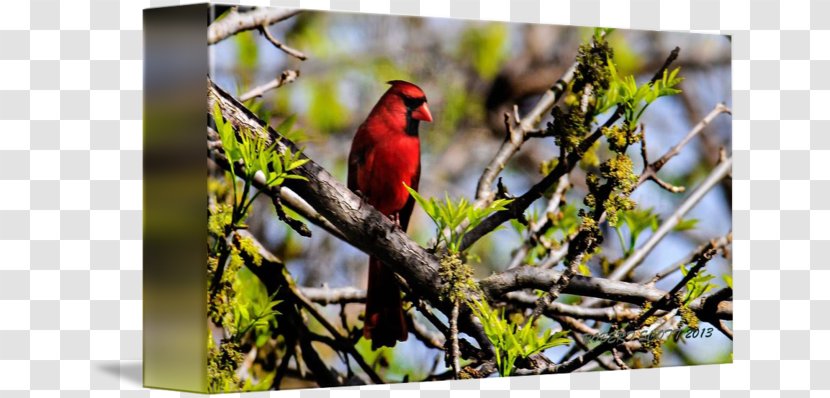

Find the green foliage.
xmin=615 ymin=208 xmax=659 ymax=256
xmin=308 ymin=80 xmax=350 ymax=132
xmin=545 ymin=30 xmax=614 ymax=159
xmin=212 ymin=104 xmax=308 ymax=225
xmin=284 ymin=12 xmax=330 ymax=55
xmin=460 ymin=23 xmax=508 ymax=79
xmin=678 ymin=304 xmax=701 ymax=330
xmin=208 ymin=246 xmax=246 ymax=330
xmin=601 ymin=153 xmax=638 ymax=193
xmin=235 ymin=31 xmax=259 ymax=70
xmin=404 ymin=184 xmax=512 ymax=253
xmin=606 ymin=33 xmax=641 ymax=77
xmin=596 ymin=60 xmax=683 ymax=125
xmin=579 ymin=139 xmax=602 ymax=169
xmin=513 ymin=203 xmax=582 ymax=265
xmin=680 ymin=263 xmax=716 ymax=305
xmin=232 ymin=268 xmax=283 ymax=346
xmin=593 ymin=27 xmax=615 ymax=41
xmin=722 ymin=274 xmax=733 ymax=289
xmin=468 ymin=299 xmax=571 ymax=376
xmin=673 ymin=218 xmax=699 ymax=232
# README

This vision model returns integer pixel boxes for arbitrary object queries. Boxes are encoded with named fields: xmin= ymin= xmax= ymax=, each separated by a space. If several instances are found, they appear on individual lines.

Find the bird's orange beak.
xmin=411 ymin=102 xmax=433 ymax=123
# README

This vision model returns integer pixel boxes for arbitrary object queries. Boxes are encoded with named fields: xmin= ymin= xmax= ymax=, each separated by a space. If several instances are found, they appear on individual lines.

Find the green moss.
xmin=678 ymin=305 xmax=700 ymax=330
xmin=207 ymin=337 xmax=244 ymax=392
xmin=603 ymin=193 xmax=636 ymax=227
xmin=600 ymin=154 xmax=637 ymax=192
xmin=539 ymin=158 xmax=559 ymax=176
xmin=548 ymin=106 xmax=589 ymax=156
xmin=579 ymin=140 xmax=601 ymax=169
xmin=208 ymin=247 xmax=246 ymax=334
xmin=573 ymin=37 xmax=613 ymax=94
xmin=439 ymin=253 xmax=478 ymax=303
xmin=602 ymin=123 xmax=641 ymax=153
xmin=208 ymin=203 xmax=233 ymax=237
xmin=238 ymin=236 xmax=262 ymax=267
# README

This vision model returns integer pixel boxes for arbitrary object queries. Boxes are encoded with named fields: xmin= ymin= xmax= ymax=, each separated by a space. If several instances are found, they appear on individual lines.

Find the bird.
xmin=347 ymin=80 xmax=433 ymax=349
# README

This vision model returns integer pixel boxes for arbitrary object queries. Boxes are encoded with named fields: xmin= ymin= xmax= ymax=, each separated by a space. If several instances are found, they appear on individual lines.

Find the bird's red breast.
xmin=348 ymin=80 xmax=431 ymax=220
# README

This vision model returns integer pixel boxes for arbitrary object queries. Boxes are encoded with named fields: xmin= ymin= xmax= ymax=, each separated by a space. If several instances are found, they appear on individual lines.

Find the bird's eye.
xmin=402 ymin=96 xmax=425 ymax=110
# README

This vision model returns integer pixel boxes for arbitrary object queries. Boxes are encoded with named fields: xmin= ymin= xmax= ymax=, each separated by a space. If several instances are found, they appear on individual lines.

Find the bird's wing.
xmin=398 ymin=161 xmax=420 ymax=231
xmin=347 ymin=126 xmax=367 ymax=192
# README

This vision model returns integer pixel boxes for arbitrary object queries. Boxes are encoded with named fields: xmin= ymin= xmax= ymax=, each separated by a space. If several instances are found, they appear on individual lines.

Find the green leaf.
xmin=404 ymin=183 xmax=434 ymax=219
xmin=681 ymin=263 xmax=716 ymax=304
xmin=469 ymin=298 xmax=570 ymax=376
xmin=674 ymin=218 xmax=699 ymax=232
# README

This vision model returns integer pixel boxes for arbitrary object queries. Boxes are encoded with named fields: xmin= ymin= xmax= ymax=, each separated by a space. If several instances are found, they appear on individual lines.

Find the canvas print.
xmin=204 ymin=5 xmax=732 ymax=392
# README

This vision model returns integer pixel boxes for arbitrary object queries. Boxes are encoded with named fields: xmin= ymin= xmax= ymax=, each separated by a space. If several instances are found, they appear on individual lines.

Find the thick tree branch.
xmin=479 ymin=266 xmax=731 ymax=321
xmin=208 ymin=7 xmax=302 ymax=45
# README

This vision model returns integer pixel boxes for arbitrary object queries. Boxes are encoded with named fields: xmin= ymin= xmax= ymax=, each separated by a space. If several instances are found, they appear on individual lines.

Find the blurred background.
xmin=210 ymin=8 xmax=732 ymax=384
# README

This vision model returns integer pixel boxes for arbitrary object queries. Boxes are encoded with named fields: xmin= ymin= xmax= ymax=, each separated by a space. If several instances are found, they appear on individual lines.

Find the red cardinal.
xmin=348 ymin=80 xmax=433 ymax=349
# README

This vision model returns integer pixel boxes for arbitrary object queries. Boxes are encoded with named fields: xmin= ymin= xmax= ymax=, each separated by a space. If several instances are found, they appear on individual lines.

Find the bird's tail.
xmin=363 ymin=256 xmax=408 ymax=349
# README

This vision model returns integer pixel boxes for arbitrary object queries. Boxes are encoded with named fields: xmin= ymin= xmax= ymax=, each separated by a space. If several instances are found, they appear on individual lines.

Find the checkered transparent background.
xmin=0 ymin=0 xmax=826 ymax=396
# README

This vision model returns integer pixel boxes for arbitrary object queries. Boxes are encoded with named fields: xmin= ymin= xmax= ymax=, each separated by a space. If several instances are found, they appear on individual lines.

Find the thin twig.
xmin=507 ymin=174 xmax=571 ymax=269
xmin=646 ymin=233 xmax=732 ymax=284
xmin=474 ymin=63 xmax=578 ymax=205
xmin=405 ymin=309 xmax=446 ymax=351
xmin=515 ymin=240 xmax=718 ymax=375
xmin=289 ymin=270 xmax=384 ymax=384
xmin=301 ymin=286 xmax=366 ymax=304
xmin=258 ymin=25 xmax=308 ymax=60
xmin=611 ymin=348 xmax=629 ymax=370
xmin=448 ymin=301 xmax=461 ymax=378
xmin=239 ymin=69 xmax=300 ymax=102
xmin=608 ymin=156 xmax=732 ymax=281
xmin=716 ymin=320 xmax=734 ymax=340
xmin=639 ymin=103 xmax=731 ymax=192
